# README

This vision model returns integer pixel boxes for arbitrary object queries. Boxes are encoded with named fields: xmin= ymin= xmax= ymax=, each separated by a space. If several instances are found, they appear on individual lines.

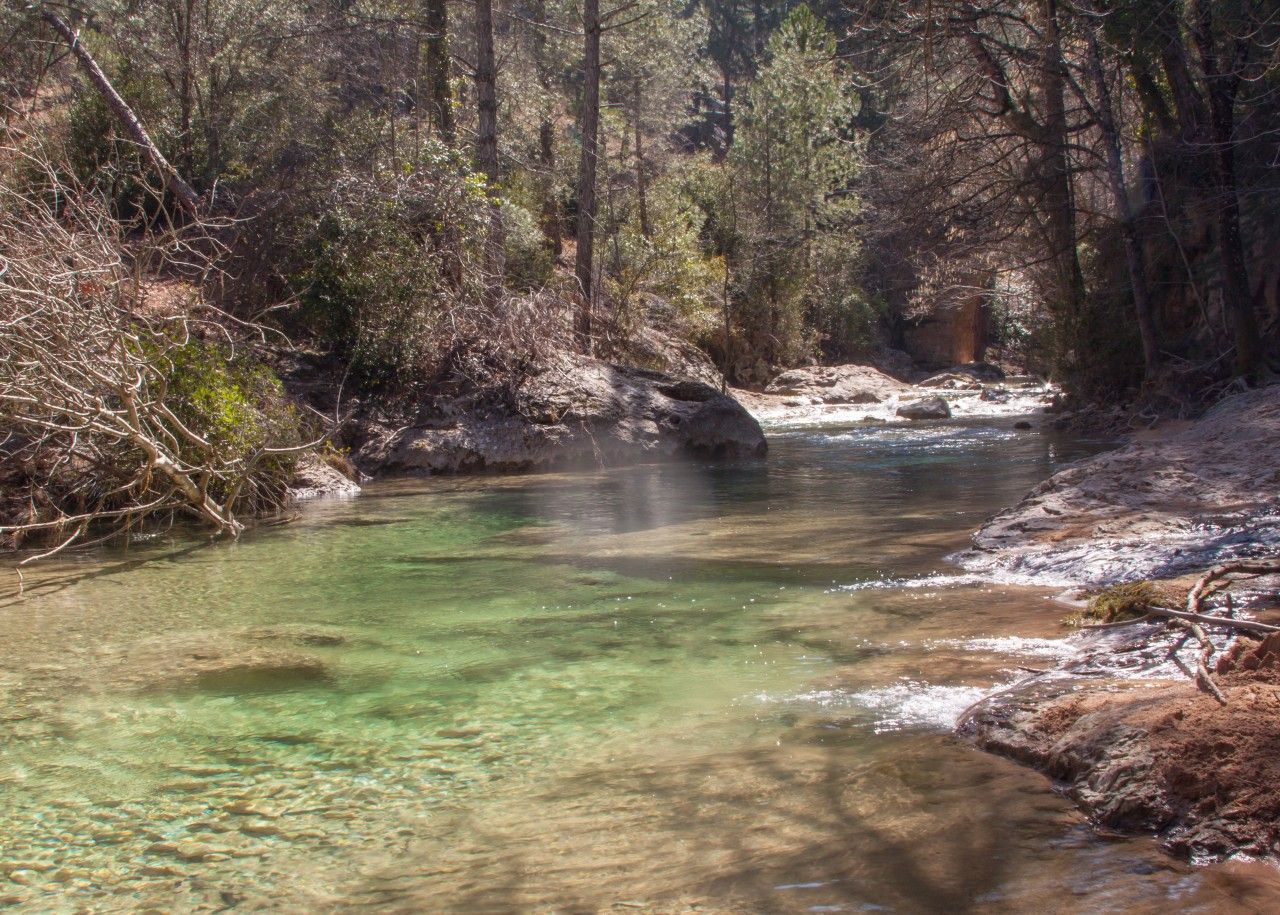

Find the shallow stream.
xmin=4 ymin=416 xmax=1280 ymax=912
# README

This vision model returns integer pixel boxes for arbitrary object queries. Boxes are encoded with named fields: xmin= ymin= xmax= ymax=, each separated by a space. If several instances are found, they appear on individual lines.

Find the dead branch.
xmin=36 ymin=5 xmax=204 ymax=216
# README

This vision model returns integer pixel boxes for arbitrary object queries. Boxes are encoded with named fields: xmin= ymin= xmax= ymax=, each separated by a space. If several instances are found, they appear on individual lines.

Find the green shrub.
xmin=291 ymin=158 xmax=490 ymax=389
xmin=158 ymin=341 xmax=304 ymax=503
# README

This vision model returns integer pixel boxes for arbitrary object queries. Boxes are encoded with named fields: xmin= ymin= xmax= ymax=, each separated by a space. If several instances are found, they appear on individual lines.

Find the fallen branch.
xmin=37 ymin=5 xmax=204 ymax=215
xmin=1146 ymin=605 xmax=1279 ymax=636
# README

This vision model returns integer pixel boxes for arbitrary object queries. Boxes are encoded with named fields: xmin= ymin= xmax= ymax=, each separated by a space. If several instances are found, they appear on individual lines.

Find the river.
xmin=3 ymin=414 xmax=1279 ymax=912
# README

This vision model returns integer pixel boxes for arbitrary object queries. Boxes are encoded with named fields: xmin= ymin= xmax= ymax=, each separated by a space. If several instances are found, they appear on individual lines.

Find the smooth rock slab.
xmin=959 ymin=385 xmax=1280 ymax=584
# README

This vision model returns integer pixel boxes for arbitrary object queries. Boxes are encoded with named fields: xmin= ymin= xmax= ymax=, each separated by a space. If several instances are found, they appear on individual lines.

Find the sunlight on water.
xmin=3 ymin=418 xmax=1278 ymax=912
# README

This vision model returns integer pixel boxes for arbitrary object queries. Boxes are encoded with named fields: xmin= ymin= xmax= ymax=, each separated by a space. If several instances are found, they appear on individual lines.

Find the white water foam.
xmin=834 ymin=569 xmax=1054 ymax=592
xmin=751 ymin=680 xmax=995 ymax=734
xmin=844 ymin=681 xmax=992 ymax=734
xmin=926 ymin=636 xmax=1078 ymax=661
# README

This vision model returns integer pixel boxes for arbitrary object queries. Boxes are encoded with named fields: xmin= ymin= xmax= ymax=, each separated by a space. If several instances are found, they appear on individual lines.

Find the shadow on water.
xmin=347 ymin=730 xmax=1054 ymax=914
xmin=0 ymin=540 xmax=208 ymax=608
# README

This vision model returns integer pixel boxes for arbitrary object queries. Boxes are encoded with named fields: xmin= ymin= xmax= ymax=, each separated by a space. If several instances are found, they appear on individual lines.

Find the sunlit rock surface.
xmin=763 ymin=364 xmax=913 ymax=405
xmin=959 ymin=385 xmax=1280 ymax=585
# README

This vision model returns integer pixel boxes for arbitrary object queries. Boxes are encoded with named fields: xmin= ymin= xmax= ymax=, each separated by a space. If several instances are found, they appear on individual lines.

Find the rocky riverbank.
xmin=963 ymin=606 xmax=1280 ymax=861
xmin=958 ymin=385 xmax=1280 ymax=586
xmin=958 ymin=384 xmax=1280 ymax=863
xmin=343 ymin=355 xmax=766 ymax=477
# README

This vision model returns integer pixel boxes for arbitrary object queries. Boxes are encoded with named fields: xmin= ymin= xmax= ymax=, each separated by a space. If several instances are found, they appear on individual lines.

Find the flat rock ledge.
xmin=357 ymin=356 xmax=767 ymax=476
xmin=964 ymin=627 xmax=1280 ymax=861
xmin=959 ymin=385 xmax=1280 ymax=585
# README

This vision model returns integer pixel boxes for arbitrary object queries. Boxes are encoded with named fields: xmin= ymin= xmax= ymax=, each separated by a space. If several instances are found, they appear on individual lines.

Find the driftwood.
xmin=1077 ymin=560 xmax=1280 ymax=703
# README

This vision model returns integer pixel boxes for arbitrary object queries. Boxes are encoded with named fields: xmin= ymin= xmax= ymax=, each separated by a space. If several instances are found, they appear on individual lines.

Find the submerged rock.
xmin=96 ymin=633 xmax=330 ymax=693
xmin=763 ymin=364 xmax=912 ymax=405
xmin=960 ymin=385 xmax=1280 ymax=585
xmin=357 ymin=356 xmax=766 ymax=476
xmin=896 ymin=396 xmax=952 ymax=420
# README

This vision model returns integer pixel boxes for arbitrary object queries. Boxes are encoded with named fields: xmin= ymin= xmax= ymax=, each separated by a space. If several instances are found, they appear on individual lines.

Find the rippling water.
xmin=3 ymin=416 xmax=1278 ymax=912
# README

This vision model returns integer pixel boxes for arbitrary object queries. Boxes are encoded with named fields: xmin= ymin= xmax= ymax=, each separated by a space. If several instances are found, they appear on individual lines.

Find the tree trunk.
xmin=1083 ymin=7 xmax=1160 ymax=378
xmin=633 ymin=78 xmax=651 ymax=238
xmin=42 ymin=7 xmax=203 ymax=215
xmin=1191 ymin=0 xmax=1261 ymax=378
xmin=720 ymin=65 xmax=734 ymax=154
xmin=423 ymin=0 xmax=454 ymax=141
xmin=574 ymin=0 xmax=601 ymax=354
xmin=532 ymin=0 xmax=561 ymax=257
xmin=1154 ymin=1 xmax=1208 ymax=141
xmin=473 ymin=0 xmax=504 ymax=299
xmin=1037 ymin=0 xmax=1088 ymax=374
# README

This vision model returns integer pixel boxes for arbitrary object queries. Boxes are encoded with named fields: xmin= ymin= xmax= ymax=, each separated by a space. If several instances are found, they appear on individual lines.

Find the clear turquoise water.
xmin=3 ymin=419 xmax=1278 ymax=912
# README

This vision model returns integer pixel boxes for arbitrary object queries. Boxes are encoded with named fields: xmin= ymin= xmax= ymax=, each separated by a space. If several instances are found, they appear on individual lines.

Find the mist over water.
xmin=3 ymin=417 xmax=1278 ymax=911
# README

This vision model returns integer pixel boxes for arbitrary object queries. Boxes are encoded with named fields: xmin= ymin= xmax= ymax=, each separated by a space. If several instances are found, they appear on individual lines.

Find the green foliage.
xmin=605 ymin=170 xmax=725 ymax=332
xmin=292 ymin=157 xmax=490 ymax=389
xmin=501 ymin=200 xmax=555 ymax=290
xmin=160 ymin=340 xmax=303 ymax=489
xmin=724 ymin=4 xmax=861 ymax=373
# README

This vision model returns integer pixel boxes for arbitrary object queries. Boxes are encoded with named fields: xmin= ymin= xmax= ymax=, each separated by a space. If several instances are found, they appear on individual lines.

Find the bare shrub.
xmin=0 ymin=158 xmax=303 ymax=559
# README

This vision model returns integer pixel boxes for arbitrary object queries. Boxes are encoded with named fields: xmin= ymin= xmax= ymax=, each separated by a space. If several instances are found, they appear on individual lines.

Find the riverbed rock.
xmin=966 ymin=645 xmax=1280 ymax=860
xmin=960 ymin=385 xmax=1280 ymax=584
xmin=357 ymin=355 xmax=766 ymax=476
xmin=896 ymin=397 xmax=952 ymax=420
xmin=763 ymin=364 xmax=912 ymax=405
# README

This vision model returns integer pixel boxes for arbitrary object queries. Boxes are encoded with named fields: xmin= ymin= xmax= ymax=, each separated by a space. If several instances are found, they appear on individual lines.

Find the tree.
xmin=1189 ymin=0 xmax=1264 ymax=378
xmin=474 ymin=0 xmax=505 ymax=299
xmin=574 ymin=0 xmax=603 ymax=352
xmin=1078 ymin=1 xmax=1160 ymax=378
xmin=728 ymin=5 xmax=859 ymax=367
xmin=424 ymin=0 xmax=455 ymax=140
xmin=39 ymin=4 xmax=203 ymax=214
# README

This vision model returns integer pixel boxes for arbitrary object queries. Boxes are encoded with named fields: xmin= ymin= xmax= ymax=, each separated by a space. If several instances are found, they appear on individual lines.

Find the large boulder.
xmin=896 ymin=396 xmax=952 ymax=420
xmin=763 ymin=364 xmax=911 ymax=405
xmin=357 ymin=356 xmax=767 ymax=476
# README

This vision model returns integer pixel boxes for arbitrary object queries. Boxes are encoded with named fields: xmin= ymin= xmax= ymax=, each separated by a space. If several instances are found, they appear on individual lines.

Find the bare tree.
xmin=0 ymin=162 xmax=299 ymax=558
xmin=1078 ymin=1 xmax=1161 ymax=378
xmin=1190 ymin=0 xmax=1263 ymax=378
xmin=474 ymin=0 xmax=505 ymax=300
